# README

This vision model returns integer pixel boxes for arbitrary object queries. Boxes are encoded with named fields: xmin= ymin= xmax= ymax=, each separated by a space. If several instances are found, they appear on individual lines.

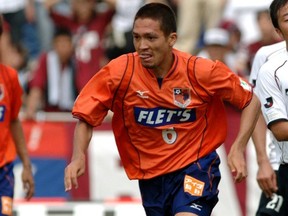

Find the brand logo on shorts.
xmin=184 ymin=175 xmax=205 ymax=197
xmin=190 ymin=203 xmax=203 ymax=211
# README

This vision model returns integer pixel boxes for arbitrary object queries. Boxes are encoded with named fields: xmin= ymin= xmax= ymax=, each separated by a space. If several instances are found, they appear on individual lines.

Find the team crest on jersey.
xmin=0 ymin=84 xmax=4 ymax=101
xmin=173 ymin=88 xmax=191 ymax=108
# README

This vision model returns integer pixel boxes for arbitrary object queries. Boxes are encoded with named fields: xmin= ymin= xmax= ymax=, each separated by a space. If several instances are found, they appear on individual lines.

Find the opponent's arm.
xmin=64 ymin=120 xmax=93 ymax=191
xmin=252 ymin=112 xmax=277 ymax=197
xmin=228 ymin=93 xmax=260 ymax=183
xmin=269 ymin=120 xmax=288 ymax=141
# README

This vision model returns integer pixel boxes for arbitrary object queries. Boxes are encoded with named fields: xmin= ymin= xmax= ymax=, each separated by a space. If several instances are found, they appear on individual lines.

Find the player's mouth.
xmin=139 ymin=53 xmax=153 ymax=62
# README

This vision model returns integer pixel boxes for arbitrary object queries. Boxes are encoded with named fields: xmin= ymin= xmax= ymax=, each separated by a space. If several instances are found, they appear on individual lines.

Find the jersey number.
xmin=266 ymin=194 xmax=283 ymax=212
xmin=162 ymin=127 xmax=177 ymax=144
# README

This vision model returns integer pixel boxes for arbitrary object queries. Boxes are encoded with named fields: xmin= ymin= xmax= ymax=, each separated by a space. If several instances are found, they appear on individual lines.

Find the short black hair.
xmin=53 ymin=27 xmax=72 ymax=39
xmin=133 ymin=3 xmax=177 ymax=37
xmin=269 ymin=0 xmax=288 ymax=29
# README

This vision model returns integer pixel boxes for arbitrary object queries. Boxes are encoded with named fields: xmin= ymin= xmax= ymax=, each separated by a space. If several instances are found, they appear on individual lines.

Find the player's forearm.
xmin=252 ymin=112 xmax=270 ymax=165
xmin=233 ymin=94 xmax=261 ymax=150
xmin=10 ymin=118 xmax=32 ymax=168
xmin=71 ymin=120 xmax=93 ymax=161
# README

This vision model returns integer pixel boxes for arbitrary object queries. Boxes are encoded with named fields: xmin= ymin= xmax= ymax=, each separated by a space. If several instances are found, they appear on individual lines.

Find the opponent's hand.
xmin=22 ymin=165 xmax=35 ymax=200
xmin=64 ymin=157 xmax=86 ymax=191
xmin=256 ymin=160 xmax=278 ymax=198
xmin=227 ymin=146 xmax=247 ymax=183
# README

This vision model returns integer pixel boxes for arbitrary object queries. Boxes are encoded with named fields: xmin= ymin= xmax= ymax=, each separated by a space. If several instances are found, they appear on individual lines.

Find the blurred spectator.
xmin=45 ymin=0 xmax=114 ymax=91
xmin=174 ymin=0 xmax=227 ymax=55
xmin=104 ymin=0 xmax=143 ymax=60
xmin=197 ymin=27 xmax=230 ymax=61
xmin=246 ymin=9 xmax=282 ymax=70
xmin=34 ymin=0 xmax=55 ymax=52
xmin=104 ymin=0 xmax=170 ymax=60
xmin=25 ymin=27 xmax=77 ymax=119
xmin=197 ymin=27 xmax=245 ymax=77
xmin=0 ymin=0 xmax=41 ymax=66
xmin=219 ymin=19 xmax=249 ymax=77
xmin=197 ymin=27 xmax=246 ymax=77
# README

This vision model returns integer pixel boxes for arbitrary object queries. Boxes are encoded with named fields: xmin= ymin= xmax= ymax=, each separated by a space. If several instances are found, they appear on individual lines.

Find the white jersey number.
xmin=162 ymin=127 xmax=177 ymax=144
xmin=266 ymin=194 xmax=283 ymax=212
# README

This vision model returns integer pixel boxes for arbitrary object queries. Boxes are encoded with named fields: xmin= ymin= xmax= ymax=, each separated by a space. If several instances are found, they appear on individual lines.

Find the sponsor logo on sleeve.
xmin=240 ymin=78 xmax=252 ymax=92
xmin=264 ymin=97 xmax=273 ymax=108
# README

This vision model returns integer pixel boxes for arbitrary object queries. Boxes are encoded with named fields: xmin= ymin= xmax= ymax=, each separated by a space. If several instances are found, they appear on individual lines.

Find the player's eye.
xmin=133 ymin=35 xmax=140 ymax=40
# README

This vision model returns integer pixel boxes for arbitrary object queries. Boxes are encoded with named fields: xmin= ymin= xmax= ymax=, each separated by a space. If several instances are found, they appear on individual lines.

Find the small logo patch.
xmin=184 ymin=175 xmax=205 ymax=197
xmin=240 ymin=78 xmax=252 ymax=92
xmin=1 ymin=196 xmax=12 ymax=215
xmin=136 ymin=90 xmax=149 ymax=99
xmin=264 ymin=97 xmax=273 ymax=108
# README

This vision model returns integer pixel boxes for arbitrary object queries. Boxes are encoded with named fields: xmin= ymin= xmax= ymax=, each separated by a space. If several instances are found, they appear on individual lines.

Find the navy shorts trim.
xmin=139 ymin=151 xmax=221 ymax=216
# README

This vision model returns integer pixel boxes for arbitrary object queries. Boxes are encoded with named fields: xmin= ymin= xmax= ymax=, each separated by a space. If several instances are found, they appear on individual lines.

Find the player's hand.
xmin=256 ymin=159 xmax=278 ymax=198
xmin=227 ymin=145 xmax=247 ymax=183
xmin=22 ymin=165 xmax=35 ymax=200
xmin=64 ymin=156 xmax=86 ymax=191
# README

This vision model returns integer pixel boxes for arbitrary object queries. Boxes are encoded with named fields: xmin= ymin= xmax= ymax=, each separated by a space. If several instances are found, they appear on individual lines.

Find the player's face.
xmin=275 ymin=3 xmax=288 ymax=41
xmin=133 ymin=18 xmax=176 ymax=73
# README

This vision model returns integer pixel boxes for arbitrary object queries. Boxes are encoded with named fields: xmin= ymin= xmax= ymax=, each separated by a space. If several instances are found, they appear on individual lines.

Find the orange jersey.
xmin=0 ymin=64 xmax=23 ymax=167
xmin=73 ymin=49 xmax=253 ymax=180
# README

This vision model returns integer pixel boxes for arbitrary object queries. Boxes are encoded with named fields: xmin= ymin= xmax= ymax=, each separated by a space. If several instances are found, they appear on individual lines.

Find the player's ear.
xmin=275 ymin=28 xmax=284 ymax=40
xmin=168 ymin=32 xmax=177 ymax=47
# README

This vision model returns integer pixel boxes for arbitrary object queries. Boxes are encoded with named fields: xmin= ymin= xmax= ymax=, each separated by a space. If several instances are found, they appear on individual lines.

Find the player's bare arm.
xmin=252 ymin=112 xmax=277 ymax=197
xmin=269 ymin=121 xmax=288 ymax=141
xmin=10 ymin=118 xmax=35 ymax=200
xmin=64 ymin=120 xmax=93 ymax=191
xmin=228 ymin=93 xmax=260 ymax=183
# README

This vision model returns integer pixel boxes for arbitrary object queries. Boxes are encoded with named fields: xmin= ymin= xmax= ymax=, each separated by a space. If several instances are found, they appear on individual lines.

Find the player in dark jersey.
xmin=64 ymin=3 xmax=260 ymax=216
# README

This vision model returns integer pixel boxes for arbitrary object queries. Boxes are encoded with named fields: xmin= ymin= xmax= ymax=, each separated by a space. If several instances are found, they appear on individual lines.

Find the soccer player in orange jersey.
xmin=0 ymin=16 xmax=34 ymax=216
xmin=64 ymin=3 xmax=260 ymax=216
